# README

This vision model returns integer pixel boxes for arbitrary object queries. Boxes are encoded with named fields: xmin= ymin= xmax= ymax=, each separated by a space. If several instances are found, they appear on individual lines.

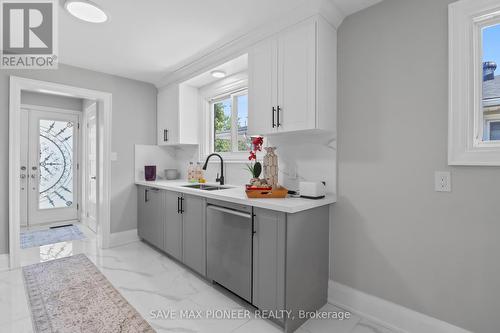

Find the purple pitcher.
xmin=144 ymin=165 xmax=156 ymax=181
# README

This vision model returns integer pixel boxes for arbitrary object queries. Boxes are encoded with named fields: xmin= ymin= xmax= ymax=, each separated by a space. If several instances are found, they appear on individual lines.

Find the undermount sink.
xmin=182 ymin=184 xmax=230 ymax=191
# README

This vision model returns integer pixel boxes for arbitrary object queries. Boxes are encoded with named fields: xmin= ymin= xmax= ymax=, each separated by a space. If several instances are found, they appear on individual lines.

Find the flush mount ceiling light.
xmin=65 ymin=0 xmax=108 ymax=23
xmin=211 ymin=70 xmax=226 ymax=78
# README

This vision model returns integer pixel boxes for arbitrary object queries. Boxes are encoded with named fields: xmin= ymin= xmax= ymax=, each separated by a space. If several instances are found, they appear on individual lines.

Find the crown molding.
xmin=155 ymin=0 xmax=344 ymax=88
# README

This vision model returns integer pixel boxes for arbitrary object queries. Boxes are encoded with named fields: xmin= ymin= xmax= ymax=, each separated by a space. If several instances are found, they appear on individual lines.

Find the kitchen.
xmin=134 ymin=14 xmax=336 ymax=332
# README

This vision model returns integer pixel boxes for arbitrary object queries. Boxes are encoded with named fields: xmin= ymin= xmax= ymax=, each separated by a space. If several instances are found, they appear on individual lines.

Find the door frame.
xmin=9 ymin=76 xmax=112 ymax=269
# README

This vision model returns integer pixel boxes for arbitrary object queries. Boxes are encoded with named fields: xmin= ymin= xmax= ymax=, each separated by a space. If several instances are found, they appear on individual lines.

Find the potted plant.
xmin=245 ymin=137 xmax=270 ymax=189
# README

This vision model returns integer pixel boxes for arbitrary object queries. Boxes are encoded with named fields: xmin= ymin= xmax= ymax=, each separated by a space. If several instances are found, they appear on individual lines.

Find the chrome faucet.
xmin=202 ymin=153 xmax=224 ymax=185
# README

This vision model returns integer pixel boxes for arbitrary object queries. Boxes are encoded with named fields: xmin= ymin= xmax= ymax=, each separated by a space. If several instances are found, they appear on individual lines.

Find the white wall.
xmin=0 ymin=64 xmax=157 ymax=254
xmin=334 ymin=0 xmax=500 ymax=332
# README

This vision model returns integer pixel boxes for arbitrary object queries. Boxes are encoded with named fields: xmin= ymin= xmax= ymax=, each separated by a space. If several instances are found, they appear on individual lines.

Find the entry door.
xmin=27 ymin=109 xmax=79 ymax=225
xmin=85 ymin=103 xmax=97 ymax=232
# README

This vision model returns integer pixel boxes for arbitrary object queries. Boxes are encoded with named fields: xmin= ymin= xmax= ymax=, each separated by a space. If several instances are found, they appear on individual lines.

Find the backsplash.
xmin=135 ymin=132 xmax=336 ymax=193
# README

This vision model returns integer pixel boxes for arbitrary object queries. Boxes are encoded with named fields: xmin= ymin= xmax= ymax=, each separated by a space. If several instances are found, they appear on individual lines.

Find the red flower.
xmin=248 ymin=151 xmax=256 ymax=161
xmin=252 ymin=137 xmax=263 ymax=151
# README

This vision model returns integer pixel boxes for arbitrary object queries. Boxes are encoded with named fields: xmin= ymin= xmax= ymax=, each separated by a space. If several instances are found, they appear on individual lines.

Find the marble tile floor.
xmin=0 ymin=225 xmax=402 ymax=333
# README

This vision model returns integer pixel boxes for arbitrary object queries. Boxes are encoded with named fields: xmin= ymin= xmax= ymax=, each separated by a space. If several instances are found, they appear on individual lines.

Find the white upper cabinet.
xmin=277 ymin=19 xmax=316 ymax=133
xmin=248 ymin=37 xmax=278 ymax=135
xmin=157 ymin=83 xmax=198 ymax=145
xmin=248 ymin=16 xmax=337 ymax=136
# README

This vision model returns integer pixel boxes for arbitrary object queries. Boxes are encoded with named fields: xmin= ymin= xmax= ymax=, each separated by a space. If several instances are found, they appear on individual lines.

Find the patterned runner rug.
xmin=23 ymin=254 xmax=155 ymax=333
xmin=20 ymin=225 xmax=85 ymax=249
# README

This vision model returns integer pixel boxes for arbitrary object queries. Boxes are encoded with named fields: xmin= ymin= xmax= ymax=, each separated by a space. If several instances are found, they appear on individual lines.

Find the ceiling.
xmin=58 ymin=0 xmax=383 ymax=85
xmin=183 ymin=54 xmax=248 ymax=88
xmin=333 ymin=0 xmax=384 ymax=17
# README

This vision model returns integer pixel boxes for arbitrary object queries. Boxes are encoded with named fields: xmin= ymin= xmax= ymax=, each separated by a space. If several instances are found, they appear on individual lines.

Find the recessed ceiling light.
xmin=211 ymin=70 xmax=226 ymax=78
xmin=65 ymin=0 xmax=108 ymax=23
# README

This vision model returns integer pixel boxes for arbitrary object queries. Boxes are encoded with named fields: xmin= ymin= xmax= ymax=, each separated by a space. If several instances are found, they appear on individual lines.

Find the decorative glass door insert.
xmin=39 ymin=119 xmax=75 ymax=209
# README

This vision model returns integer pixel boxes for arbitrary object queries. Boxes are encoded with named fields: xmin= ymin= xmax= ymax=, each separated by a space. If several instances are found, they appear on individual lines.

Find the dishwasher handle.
xmin=207 ymin=205 xmax=252 ymax=219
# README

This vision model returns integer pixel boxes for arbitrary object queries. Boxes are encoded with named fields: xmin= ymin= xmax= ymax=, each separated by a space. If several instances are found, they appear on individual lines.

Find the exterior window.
xmin=482 ymin=24 xmax=500 ymax=142
xmin=236 ymin=94 xmax=251 ymax=151
xmin=210 ymin=90 xmax=250 ymax=155
xmin=213 ymin=97 xmax=232 ymax=152
xmin=448 ymin=0 xmax=500 ymax=165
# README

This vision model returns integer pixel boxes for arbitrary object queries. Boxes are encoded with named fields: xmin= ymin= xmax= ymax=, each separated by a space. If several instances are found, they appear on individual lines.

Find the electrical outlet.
xmin=435 ymin=171 xmax=451 ymax=192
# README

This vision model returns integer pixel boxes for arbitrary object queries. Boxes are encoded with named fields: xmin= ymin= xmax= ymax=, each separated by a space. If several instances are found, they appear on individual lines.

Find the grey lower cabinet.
xmin=138 ymin=185 xmax=329 ymax=333
xmin=253 ymin=206 xmax=330 ymax=333
xmin=137 ymin=187 xmax=165 ymax=250
xmin=138 ymin=186 xmax=206 ymax=275
xmin=252 ymin=208 xmax=286 ymax=313
xmin=181 ymin=194 xmax=206 ymax=275
xmin=164 ymin=190 xmax=183 ymax=260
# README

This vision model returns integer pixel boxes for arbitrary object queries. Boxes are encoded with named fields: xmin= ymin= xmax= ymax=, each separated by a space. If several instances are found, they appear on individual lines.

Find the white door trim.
xmin=9 ymin=76 xmax=112 ymax=269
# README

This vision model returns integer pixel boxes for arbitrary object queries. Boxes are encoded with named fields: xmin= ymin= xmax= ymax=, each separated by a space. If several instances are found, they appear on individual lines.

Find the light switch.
xmin=111 ymin=152 xmax=118 ymax=161
xmin=435 ymin=171 xmax=451 ymax=192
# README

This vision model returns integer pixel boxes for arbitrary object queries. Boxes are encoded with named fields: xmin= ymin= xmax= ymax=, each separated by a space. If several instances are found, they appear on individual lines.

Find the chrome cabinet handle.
xmin=272 ymin=107 xmax=276 ymax=128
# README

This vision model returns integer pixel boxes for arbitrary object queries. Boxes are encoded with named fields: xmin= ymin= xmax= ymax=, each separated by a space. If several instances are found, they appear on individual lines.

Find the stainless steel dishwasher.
xmin=206 ymin=201 xmax=253 ymax=303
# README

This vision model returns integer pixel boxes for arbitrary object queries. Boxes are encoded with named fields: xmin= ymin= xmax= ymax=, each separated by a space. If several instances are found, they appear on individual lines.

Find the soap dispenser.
xmin=187 ymin=162 xmax=195 ymax=182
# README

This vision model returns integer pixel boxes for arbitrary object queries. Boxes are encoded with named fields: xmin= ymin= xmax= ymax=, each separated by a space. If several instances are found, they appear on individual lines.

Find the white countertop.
xmin=135 ymin=180 xmax=336 ymax=214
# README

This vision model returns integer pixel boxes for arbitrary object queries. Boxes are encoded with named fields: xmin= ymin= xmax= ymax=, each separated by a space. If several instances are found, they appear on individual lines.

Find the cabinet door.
xmin=182 ymin=195 xmax=206 ymax=276
xmin=157 ymin=85 xmax=179 ymax=145
xmin=137 ymin=187 xmax=164 ymax=249
xmin=277 ymin=19 xmax=316 ymax=133
xmin=164 ymin=191 xmax=182 ymax=260
xmin=248 ymin=37 xmax=278 ymax=136
xmin=252 ymin=208 xmax=286 ymax=313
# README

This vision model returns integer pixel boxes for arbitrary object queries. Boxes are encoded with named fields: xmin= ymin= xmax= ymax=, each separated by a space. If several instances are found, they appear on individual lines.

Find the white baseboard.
xmin=328 ymin=280 xmax=472 ymax=333
xmin=108 ymin=229 xmax=139 ymax=247
xmin=0 ymin=254 xmax=9 ymax=271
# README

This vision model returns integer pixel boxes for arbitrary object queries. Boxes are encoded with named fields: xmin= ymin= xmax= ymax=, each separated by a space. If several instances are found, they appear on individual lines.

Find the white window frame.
xmin=200 ymin=73 xmax=250 ymax=161
xmin=449 ymin=0 xmax=500 ymax=165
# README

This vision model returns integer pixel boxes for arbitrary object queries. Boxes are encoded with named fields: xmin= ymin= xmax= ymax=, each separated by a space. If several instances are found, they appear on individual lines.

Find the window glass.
xmin=236 ymin=94 xmax=251 ymax=151
xmin=491 ymin=121 xmax=500 ymax=140
xmin=482 ymin=24 xmax=500 ymax=141
xmin=213 ymin=98 xmax=232 ymax=153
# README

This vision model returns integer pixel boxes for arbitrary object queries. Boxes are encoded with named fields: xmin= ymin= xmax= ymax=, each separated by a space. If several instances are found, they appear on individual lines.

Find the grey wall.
xmin=334 ymin=0 xmax=500 ymax=332
xmin=21 ymin=91 xmax=83 ymax=111
xmin=0 ymin=64 xmax=157 ymax=253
